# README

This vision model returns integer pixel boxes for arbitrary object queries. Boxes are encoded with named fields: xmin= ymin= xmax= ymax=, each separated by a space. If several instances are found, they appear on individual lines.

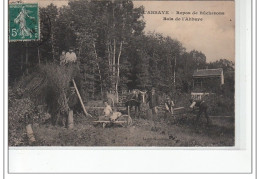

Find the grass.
xmin=22 ymin=111 xmax=234 ymax=147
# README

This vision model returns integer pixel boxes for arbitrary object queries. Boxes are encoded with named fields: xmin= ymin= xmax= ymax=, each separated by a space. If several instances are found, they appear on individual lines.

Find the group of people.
xmin=98 ymin=101 xmax=122 ymax=122
xmin=98 ymin=87 xmax=210 ymax=125
xmin=59 ymin=48 xmax=77 ymax=65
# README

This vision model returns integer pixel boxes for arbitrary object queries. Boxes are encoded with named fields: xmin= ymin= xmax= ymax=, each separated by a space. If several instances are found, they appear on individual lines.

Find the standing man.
xmin=189 ymin=98 xmax=211 ymax=125
xmin=65 ymin=48 xmax=77 ymax=64
xmin=147 ymin=87 xmax=160 ymax=121
xmin=165 ymin=96 xmax=175 ymax=114
xmin=59 ymin=50 xmax=66 ymax=65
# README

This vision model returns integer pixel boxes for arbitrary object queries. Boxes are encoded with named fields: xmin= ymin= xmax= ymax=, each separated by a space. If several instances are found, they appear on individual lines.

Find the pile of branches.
xmin=13 ymin=63 xmax=80 ymax=123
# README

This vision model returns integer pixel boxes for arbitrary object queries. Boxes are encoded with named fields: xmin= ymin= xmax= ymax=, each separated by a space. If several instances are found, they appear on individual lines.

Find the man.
xmin=59 ymin=50 xmax=66 ymax=65
xmin=165 ymin=96 xmax=175 ymax=114
xmin=189 ymin=98 xmax=210 ymax=125
xmin=127 ymin=89 xmax=138 ymax=101
xmin=147 ymin=87 xmax=159 ymax=121
xmin=65 ymin=48 xmax=77 ymax=64
xmin=98 ymin=101 xmax=113 ymax=121
xmin=67 ymin=86 xmax=78 ymax=129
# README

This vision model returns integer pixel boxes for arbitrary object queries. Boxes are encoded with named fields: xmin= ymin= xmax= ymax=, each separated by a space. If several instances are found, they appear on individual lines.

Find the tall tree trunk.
xmin=111 ymin=39 xmax=116 ymax=95
xmin=37 ymin=47 xmax=40 ymax=64
xmin=78 ymin=40 xmax=83 ymax=59
xmin=20 ymin=53 xmax=23 ymax=72
xmin=113 ymin=39 xmax=116 ymax=78
xmin=115 ymin=41 xmax=123 ymax=103
xmin=107 ymin=43 xmax=113 ymax=91
xmin=174 ymin=55 xmax=176 ymax=89
xmin=93 ymin=43 xmax=103 ymax=98
xmin=51 ymin=33 xmax=55 ymax=61
xmin=108 ymin=44 xmax=111 ymax=67
xmin=25 ymin=42 xmax=28 ymax=75
xmin=92 ymin=64 xmax=95 ymax=99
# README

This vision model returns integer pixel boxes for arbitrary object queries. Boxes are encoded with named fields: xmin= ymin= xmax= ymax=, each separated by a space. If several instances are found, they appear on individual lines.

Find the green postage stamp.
xmin=9 ymin=3 xmax=39 ymax=41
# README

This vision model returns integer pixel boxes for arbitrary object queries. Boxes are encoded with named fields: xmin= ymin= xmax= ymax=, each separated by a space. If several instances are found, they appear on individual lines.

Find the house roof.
xmin=193 ymin=68 xmax=223 ymax=77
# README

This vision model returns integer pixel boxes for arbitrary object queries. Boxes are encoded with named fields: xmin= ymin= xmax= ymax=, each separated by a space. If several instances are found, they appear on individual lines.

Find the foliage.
xmin=8 ymin=0 xmax=234 ymax=105
xmin=8 ymin=88 xmax=51 ymax=146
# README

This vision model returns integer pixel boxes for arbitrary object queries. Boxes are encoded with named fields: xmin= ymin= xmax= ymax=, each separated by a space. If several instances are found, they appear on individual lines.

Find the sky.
xmin=134 ymin=1 xmax=235 ymax=62
xmin=9 ymin=0 xmax=235 ymax=62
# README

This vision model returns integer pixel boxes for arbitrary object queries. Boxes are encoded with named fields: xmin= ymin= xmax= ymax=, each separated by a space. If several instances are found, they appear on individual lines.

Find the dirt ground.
xmin=29 ymin=112 xmax=234 ymax=147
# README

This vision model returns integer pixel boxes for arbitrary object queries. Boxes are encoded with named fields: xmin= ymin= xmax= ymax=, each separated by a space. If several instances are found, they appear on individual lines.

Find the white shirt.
xmin=103 ymin=105 xmax=112 ymax=116
xmin=65 ymin=52 xmax=77 ymax=63
xmin=165 ymin=100 xmax=174 ymax=110
xmin=110 ymin=112 xmax=122 ymax=121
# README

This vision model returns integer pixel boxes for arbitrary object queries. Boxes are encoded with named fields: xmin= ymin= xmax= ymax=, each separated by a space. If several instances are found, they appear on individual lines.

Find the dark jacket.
xmin=147 ymin=92 xmax=159 ymax=108
xmin=194 ymin=100 xmax=208 ymax=109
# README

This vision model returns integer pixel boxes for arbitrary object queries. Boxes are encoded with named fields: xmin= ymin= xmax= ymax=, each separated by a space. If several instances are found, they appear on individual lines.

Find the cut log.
xmin=72 ymin=79 xmax=92 ymax=117
xmin=173 ymin=107 xmax=185 ymax=111
xmin=93 ymin=121 xmax=127 ymax=123
xmin=26 ymin=124 xmax=36 ymax=145
xmin=68 ymin=110 xmax=74 ymax=129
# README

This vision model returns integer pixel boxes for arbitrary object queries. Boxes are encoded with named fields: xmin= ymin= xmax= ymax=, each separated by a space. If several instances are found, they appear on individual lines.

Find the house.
xmin=192 ymin=68 xmax=224 ymax=92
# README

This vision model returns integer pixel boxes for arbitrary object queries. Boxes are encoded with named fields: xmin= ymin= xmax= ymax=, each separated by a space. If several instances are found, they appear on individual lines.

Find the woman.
xmin=14 ymin=6 xmax=34 ymax=38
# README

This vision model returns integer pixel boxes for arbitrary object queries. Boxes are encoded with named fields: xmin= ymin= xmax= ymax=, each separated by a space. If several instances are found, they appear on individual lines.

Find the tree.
xmin=39 ymin=4 xmax=59 ymax=62
xmin=208 ymin=59 xmax=235 ymax=97
xmin=55 ymin=0 xmax=145 ymax=100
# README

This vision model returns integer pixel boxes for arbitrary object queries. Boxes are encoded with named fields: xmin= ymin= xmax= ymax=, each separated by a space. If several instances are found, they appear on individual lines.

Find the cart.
xmin=93 ymin=114 xmax=132 ymax=128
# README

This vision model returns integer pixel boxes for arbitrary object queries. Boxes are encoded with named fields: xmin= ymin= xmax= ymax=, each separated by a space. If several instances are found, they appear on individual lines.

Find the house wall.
xmin=193 ymin=77 xmax=222 ymax=93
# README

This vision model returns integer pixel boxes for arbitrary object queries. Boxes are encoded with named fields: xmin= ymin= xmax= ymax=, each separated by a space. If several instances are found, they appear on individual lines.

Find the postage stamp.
xmin=9 ymin=3 xmax=39 ymax=41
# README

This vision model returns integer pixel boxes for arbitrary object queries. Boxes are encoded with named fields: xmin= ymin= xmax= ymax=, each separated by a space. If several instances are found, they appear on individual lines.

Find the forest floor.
xmin=26 ymin=111 xmax=234 ymax=147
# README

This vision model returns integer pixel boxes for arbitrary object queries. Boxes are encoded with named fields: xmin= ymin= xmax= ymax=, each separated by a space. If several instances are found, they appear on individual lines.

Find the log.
xmin=190 ymin=102 xmax=196 ymax=108
xmin=173 ymin=107 xmax=185 ymax=111
xmin=26 ymin=124 xmax=36 ymax=144
xmin=68 ymin=110 xmax=74 ymax=129
xmin=72 ymin=79 xmax=92 ymax=117
xmin=93 ymin=121 xmax=127 ymax=123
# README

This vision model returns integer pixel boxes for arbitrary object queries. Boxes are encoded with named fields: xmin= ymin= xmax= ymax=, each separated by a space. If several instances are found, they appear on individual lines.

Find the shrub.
xmin=11 ymin=63 xmax=81 ymax=124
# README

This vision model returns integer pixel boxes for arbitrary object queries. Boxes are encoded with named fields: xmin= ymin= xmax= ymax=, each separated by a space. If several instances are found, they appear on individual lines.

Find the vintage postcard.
xmin=8 ymin=0 xmax=235 ymax=147
xmin=6 ymin=0 xmax=256 ymax=175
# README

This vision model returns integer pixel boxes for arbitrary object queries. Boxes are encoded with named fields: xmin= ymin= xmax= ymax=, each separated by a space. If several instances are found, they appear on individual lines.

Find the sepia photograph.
xmin=8 ymin=0 xmax=235 ymax=147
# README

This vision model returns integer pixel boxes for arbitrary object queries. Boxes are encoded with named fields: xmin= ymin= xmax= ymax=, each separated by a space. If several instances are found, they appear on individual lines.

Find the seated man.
xmin=98 ymin=101 xmax=113 ymax=121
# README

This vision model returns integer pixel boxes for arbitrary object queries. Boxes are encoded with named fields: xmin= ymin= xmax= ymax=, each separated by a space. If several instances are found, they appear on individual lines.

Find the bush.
xmin=8 ymin=87 xmax=52 ymax=146
xmin=172 ymin=93 xmax=234 ymax=116
xmin=11 ymin=63 xmax=81 ymax=124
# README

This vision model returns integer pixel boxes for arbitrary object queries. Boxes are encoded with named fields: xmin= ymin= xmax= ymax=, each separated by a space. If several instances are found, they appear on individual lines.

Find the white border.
xmin=2 ymin=0 xmax=256 ymax=176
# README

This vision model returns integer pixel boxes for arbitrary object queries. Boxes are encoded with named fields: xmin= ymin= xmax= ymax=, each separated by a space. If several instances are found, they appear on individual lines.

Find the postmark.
xmin=9 ymin=3 xmax=39 ymax=41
